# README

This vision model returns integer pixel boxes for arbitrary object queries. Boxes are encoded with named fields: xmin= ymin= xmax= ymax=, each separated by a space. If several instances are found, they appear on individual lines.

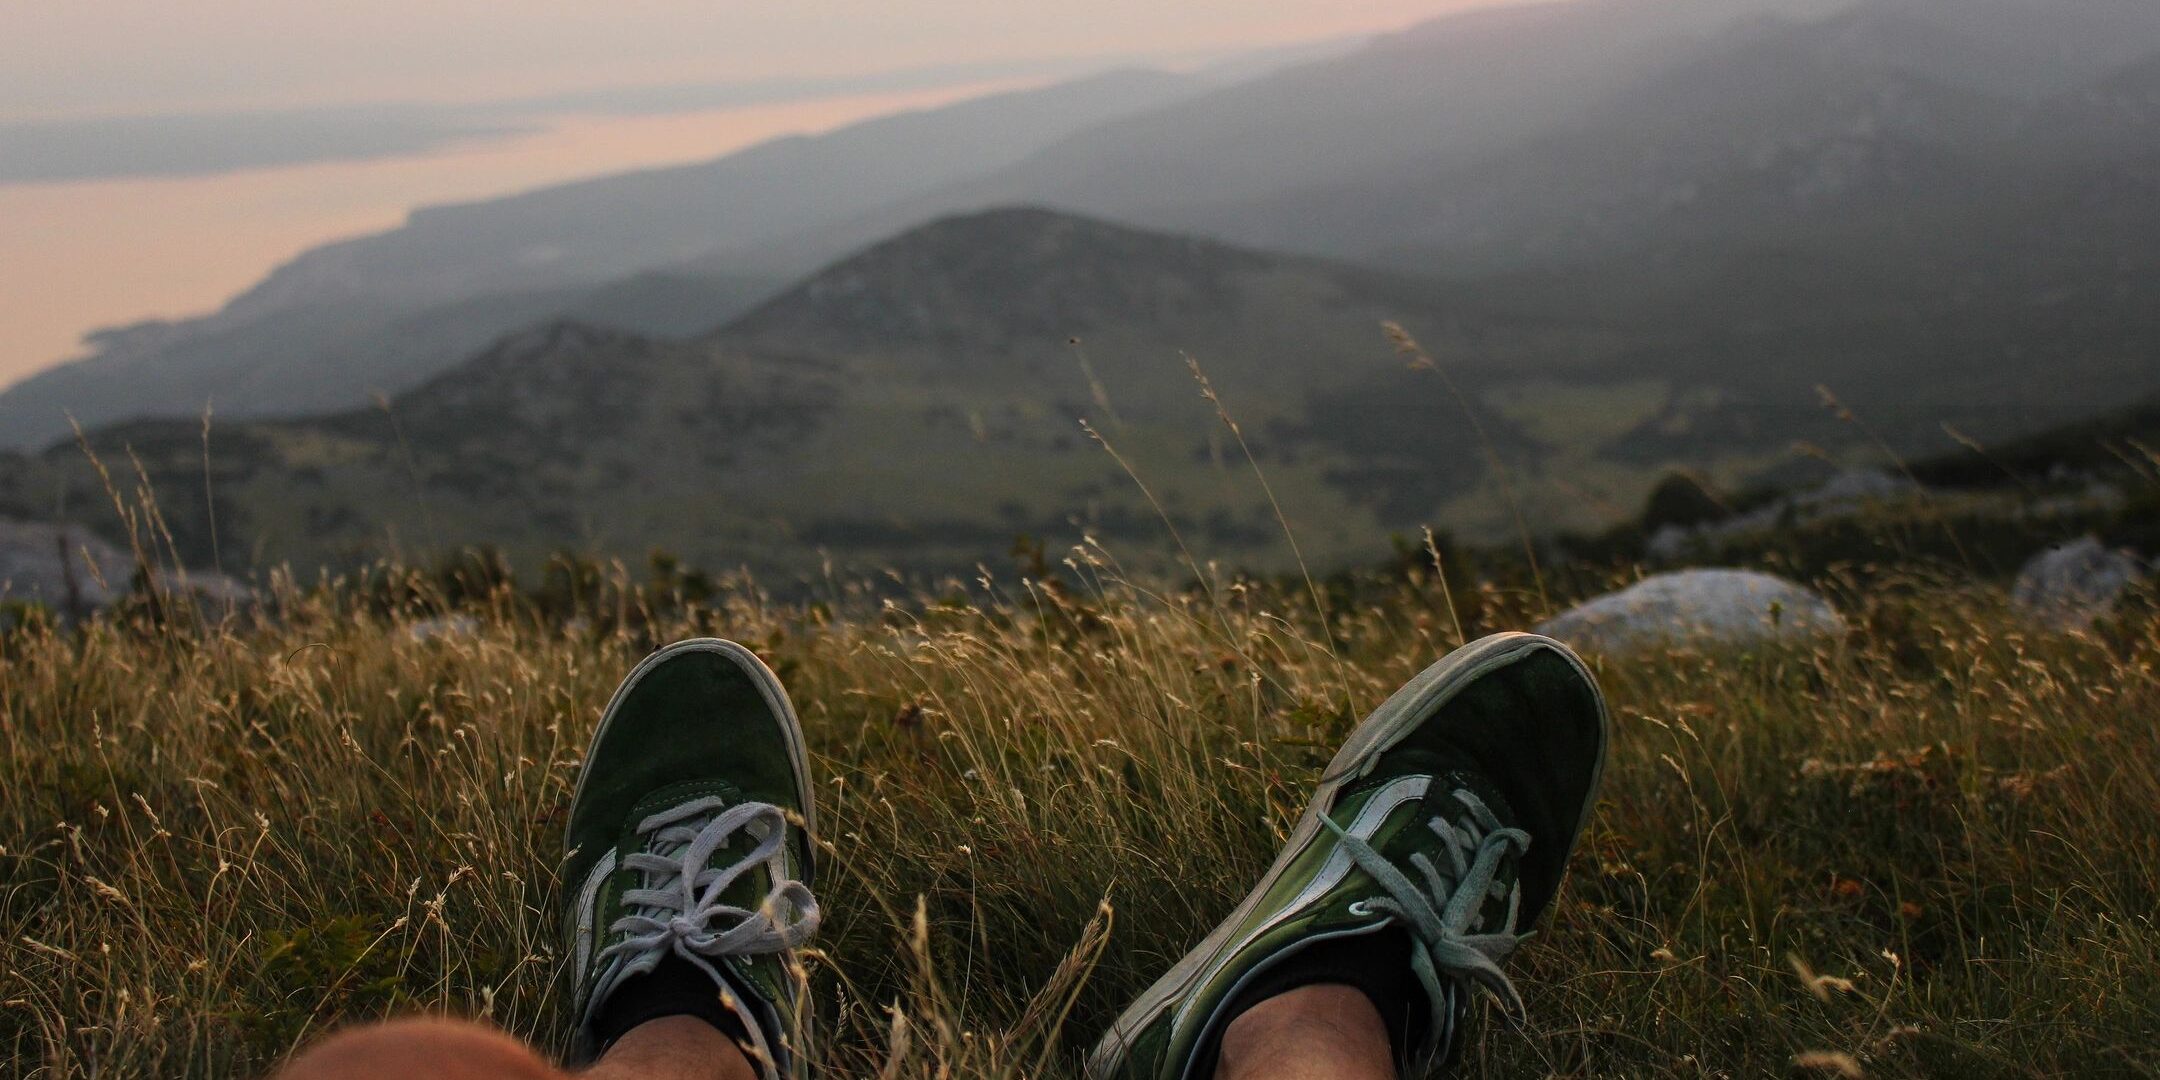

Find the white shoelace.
xmin=1327 ymin=786 xmax=1532 ymax=1047
xmin=587 ymin=795 xmax=820 ymax=1052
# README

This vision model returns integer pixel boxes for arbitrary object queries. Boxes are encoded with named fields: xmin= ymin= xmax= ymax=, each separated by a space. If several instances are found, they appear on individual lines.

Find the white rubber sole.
xmin=1085 ymin=631 xmax=1610 ymax=1079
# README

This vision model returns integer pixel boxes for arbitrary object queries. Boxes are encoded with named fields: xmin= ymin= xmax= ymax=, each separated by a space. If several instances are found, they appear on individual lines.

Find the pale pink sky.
xmin=2 ymin=1 xmax=1494 ymax=117
xmin=0 ymin=1 xmax=1504 ymax=390
xmin=0 ymin=84 xmax=1037 ymax=390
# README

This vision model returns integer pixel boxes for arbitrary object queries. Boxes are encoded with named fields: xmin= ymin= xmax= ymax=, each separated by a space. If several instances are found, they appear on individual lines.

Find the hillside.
xmin=733 ymin=0 xmax=1856 ymax=272
xmin=0 ymin=0 xmax=1861 ymax=447
xmin=4 ymin=211 xmax=1598 ymax=577
xmin=1182 ymin=0 xmax=2160 ymax=276
xmin=718 ymin=207 xmax=1555 ymax=401
xmin=13 ymin=202 xmax=2160 ymax=581
xmin=12 ymin=0 xmax=2160 ymax=459
xmin=793 ymin=0 xmax=2160 ymax=269
xmin=0 ymin=70 xmax=1210 ymax=447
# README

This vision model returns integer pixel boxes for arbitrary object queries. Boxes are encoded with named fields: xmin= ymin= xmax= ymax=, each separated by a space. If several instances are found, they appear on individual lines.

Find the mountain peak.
xmin=820 ymin=205 xmax=1267 ymax=269
xmin=716 ymin=207 xmax=1276 ymax=353
xmin=432 ymin=319 xmax=641 ymax=379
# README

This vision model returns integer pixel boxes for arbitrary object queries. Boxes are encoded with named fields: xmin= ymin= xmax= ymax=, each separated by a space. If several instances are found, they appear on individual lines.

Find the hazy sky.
xmin=2 ymin=2 xmax=1482 ymax=118
xmin=0 ymin=1 xmax=1501 ymax=390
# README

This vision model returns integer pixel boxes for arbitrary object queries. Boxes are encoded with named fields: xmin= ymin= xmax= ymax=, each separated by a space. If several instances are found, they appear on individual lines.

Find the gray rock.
xmin=1537 ymin=569 xmax=1846 ymax=653
xmin=0 ymin=519 xmax=127 ymax=616
xmin=0 ymin=517 xmax=253 ymax=620
xmin=1644 ymin=523 xmax=1695 ymax=564
xmin=165 ymin=569 xmax=256 ymax=615
xmin=2011 ymin=536 xmax=2146 ymax=630
xmin=1793 ymin=467 xmax=1915 ymax=510
xmin=1644 ymin=469 xmax=1920 ymax=565
xmin=2022 ymin=481 xmax=2128 ymax=521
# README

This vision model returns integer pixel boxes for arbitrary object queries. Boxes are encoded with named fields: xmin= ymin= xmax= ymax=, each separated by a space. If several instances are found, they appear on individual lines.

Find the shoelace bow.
xmin=1325 ymin=786 xmax=1532 ymax=1030
xmin=592 ymin=795 xmax=820 ymax=1000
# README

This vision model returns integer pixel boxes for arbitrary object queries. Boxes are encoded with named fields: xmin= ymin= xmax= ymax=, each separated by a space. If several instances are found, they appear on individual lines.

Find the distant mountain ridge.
xmin=9 ymin=0 xmax=2160 ymax=581
xmin=1138 ymin=0 xmax=2160 ymax=274
xmin=0 ymin=209 xmax=1590 ymax=577
xmin=0 ymin=0 xmax=1865 ymax=447
xmin=12 ymin=197 xmax=2155 ymax=582
xmin=17 ymin=0 xmax=2160 ymax=450
xmin=722 ymin=207 xmax=1273 ymax=354
xmin=0 ymin=69 xmax=1217 ymax=446
xmin=723 ymin=0 xmax=1861 ymax=278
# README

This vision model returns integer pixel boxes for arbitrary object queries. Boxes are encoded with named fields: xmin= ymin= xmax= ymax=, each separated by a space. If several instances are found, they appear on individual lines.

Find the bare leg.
xmin=1216 ymin=984 xmax=1397 ymax=1080
xmin=583 ymin=1015 xmax=758 ymax=1080
xmin=272 ymin=1015 xmax=753 ymax=1080
xmin=272 ymin=1018 xmax=564 ymax=1080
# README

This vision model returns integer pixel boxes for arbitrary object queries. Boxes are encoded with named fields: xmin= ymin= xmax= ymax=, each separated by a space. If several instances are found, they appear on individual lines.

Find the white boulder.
xmin=0 ymin=519 xmax=127 ymax=615
xmin=0 ymin=517 xmax=253 ymax=621
xmin=2011 ymin=536 xmax=2146 ymax=630
xmin=1537 ymin=569 xmax=1846 ymax=653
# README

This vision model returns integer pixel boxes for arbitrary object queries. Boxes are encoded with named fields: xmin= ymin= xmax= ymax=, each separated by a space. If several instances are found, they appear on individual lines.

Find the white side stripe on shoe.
xmin=1168 ymin=773 xmax=1431 ymax=1035
xmin=572 ymin=848 xmax=618 ymax=982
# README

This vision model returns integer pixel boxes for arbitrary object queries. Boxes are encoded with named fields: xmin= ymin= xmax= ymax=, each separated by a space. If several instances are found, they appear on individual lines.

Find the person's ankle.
xmin=1217 ymin=984 xmax=1396 ymax=1080
xmin=587 ymin=954 xmax=753 ymax=1058
xmin=588 ymin=1015 xmax=756 ymax=1080
xmin=1207 ymin=926 xmax=1420 ymax=1070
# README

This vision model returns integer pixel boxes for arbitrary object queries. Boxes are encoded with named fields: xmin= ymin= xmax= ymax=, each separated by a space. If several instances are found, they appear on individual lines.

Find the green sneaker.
xmin=562 ymin=638 xmax=819 ymax=1079
xmin=1086 ymin=632 xmax=1609 ymax=1079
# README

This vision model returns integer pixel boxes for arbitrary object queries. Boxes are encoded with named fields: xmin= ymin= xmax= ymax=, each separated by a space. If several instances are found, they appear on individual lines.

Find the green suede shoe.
xmin=562 ymin=639 xmax=819 ymax=1079
xmin=1086 ymin=632 xmax=1608 ymax=1080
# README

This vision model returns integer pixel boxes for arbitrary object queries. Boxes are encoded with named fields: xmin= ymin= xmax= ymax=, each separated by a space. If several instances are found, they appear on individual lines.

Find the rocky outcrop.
xmin=0 ymin=517 xmax=250 ymax=621
xmin=0 ymin=519 xmax=126 ymax=618
xmin=1537 ymin=569 xmax=1846 ymax=653
xmin=1646 ymin=469 xmax=1920 ymax=563
xmin=2011 ymin=536 xmax=2148 ymax=630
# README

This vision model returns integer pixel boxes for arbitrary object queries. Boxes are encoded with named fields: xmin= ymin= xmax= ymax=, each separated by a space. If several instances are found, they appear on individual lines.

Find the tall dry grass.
xmin=3 ymin=552 xmax=2156 ymax=1078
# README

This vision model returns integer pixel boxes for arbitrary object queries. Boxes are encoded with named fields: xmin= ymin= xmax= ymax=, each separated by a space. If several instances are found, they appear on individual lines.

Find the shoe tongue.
xmin=1438 ymin=776 xmax=1528 ymax=935
xmin=612 ymin=780 xmax=788 ymax=978
xmin=1430 ymin=768 xmax=1521 ymax=838
xmin=1367 ymin=748 xmax=1522 ymax=835
xmin=1356 ymin=751 xmax=1526 ymax=933
xmin=619 ymin=779 xmax=765 ymax=873
xmin=626 ymin=779 xmax=748 ymax=822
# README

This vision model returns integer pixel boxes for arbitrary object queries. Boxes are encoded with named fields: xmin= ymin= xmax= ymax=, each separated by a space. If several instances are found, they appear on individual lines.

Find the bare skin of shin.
xmin=584 ymin=1015 xmax=757 ymax=1080
xmin=1216 ymin=983 xmax=1397 ymax=1080
xmin=276 ymin=986 xmax=1392 ymax=1080
xmin=271 ymin=1015 xmax=752 ymax=1080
